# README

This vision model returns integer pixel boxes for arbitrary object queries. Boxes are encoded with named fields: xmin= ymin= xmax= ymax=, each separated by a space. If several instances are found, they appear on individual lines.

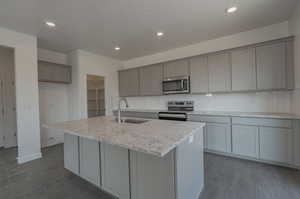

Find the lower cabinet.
xmin=64 ymin=134 xmax=79 ymax=175
xmin=130 ymin=150 xmax=176 ymax=199
xmin=232 ymin=125 xmax=259 ymax=158
xmin=101 ymin=143 xmax=130 ymax=199
xmin=79 ymin=137 xmax=101 ymax=187
xmin=205 ymin=123 xmax=231 ymax=153
xmin=259 ymin=127 xmax=293 ymax=164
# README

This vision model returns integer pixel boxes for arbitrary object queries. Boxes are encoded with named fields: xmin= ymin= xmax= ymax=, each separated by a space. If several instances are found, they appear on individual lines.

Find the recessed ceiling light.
xmin=45 ymin=21 xmax=56 ymax=28
xmin=205 ymin=93 xmax=213 ymax=97
xmin=226 ymin=6 xmax=237 ymax=13
xmin=114 ymin=46 xmax=120 ymax=51
xmin=156 ymin=32 xmax=164 ymax=37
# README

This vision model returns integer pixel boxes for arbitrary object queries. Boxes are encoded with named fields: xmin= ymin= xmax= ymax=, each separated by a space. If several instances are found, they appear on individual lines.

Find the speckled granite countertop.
xmin=44 ymin=116 xmax=205 ymax=157
xmin=119 ymin=109 xmax=300 ymax=120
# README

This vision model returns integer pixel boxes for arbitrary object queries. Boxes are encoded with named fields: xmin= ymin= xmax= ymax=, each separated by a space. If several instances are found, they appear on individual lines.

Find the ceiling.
xmin=0 ymin=0 xmax=297 ymax=60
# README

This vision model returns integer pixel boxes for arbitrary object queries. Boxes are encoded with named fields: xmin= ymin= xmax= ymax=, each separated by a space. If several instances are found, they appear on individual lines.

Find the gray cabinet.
xmin=163 ymin=59 xmax=189 ymax=78
xmin=119 ymin=68 xmax=139 ymax=97
xmin=130 ymin=150 xmax=176 ymax=199
xmin=79 ymin=137 xmax=101 ymax=187
xmin=205 ymin=123 xmax=231 ymax=153
xmin=259 ymin=127 xmax=292 ymax=164
xmin=232 ymin=125 xmax=259 ymax=158
xmin=190 ymin=56 xmax=209 ymax=93
xmin=139 ymin=64 xmax=163 ymax=96
xmin=64 ymin=134 xmax=79 ymax=175
xmin=231 ymin=47 xmax=256 ymax=91
xmin=38 ymin=61 xmax=71 ymax=84
xmin=256 ymin=42 xmax=286 ymax=90
xmin=101 ymin=143 xmax=130 ymax=199
xmin=208 ymin=52 xmax=231 ymax=92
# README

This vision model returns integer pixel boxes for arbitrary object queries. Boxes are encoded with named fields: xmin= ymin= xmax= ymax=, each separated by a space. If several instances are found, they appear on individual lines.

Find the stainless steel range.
xmin=158 ymin=101 xmax=194 ymax=121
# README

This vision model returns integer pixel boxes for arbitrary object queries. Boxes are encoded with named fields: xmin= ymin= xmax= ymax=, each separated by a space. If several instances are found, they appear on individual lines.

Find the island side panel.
xmin=64 ymin=134 xmax=80 ymax=175
xmin=101 ymin=142 xmax=130 ymax=199
xmin=175 ymin=128 xmax=204 ymax=199
xmin=130 ymin=150 xmax=176 ymax=199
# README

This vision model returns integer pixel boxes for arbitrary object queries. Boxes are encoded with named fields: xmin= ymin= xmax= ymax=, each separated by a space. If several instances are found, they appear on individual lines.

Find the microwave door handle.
xmin=181 ymin=79 xmax=184 ymax=89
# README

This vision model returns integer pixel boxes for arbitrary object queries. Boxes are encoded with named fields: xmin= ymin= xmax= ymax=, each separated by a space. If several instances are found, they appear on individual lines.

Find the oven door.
xmin=162 ymin=76 xmax=190 ymax=94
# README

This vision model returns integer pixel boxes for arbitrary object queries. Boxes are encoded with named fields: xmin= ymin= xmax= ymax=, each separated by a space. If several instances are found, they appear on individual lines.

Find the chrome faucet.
xmin=118 ymin=97 xmax=129 ymax=123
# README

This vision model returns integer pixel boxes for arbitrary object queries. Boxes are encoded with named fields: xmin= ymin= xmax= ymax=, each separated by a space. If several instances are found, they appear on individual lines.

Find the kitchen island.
xmin=45 ymin=116 xmax=205 ymax=199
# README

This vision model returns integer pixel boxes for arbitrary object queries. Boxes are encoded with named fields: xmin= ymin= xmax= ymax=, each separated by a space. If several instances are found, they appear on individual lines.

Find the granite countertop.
xmin=44 ymin=116 xmax=205 ymax=157
xmin=120 ymin=109 xmax=300 ymax=120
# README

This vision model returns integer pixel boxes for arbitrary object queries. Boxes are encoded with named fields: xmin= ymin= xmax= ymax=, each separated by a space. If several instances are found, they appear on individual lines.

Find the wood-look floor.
xmin=0 ymin=144 xmax=299 ymax=199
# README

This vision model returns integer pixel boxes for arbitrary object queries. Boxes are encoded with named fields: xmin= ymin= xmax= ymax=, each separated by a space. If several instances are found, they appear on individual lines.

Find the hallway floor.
xmin=1 ymin=144 xmax=300 ymax=199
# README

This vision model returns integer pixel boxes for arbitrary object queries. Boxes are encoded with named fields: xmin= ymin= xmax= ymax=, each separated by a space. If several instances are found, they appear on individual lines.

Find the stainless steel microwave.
xmin=162 ymin=76 xmax=190 ymax=95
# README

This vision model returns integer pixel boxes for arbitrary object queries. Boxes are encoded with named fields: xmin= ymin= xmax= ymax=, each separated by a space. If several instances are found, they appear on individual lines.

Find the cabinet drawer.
xmin=232 ymin=117 xmax=292 ymax=128
xmin=188 ymin=115 xmax=230 ymax=124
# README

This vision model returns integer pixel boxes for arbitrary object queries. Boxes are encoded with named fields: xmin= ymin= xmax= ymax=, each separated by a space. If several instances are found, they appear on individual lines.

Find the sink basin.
xmin=115 ymin=118 xmax=149 ymax=124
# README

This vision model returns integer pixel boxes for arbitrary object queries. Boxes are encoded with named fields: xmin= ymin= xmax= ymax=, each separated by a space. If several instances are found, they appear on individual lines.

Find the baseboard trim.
xmin=205 ymin=149 xmax=300 ymax=170
xmin=17 ymin=152 xmax=42 ymax=164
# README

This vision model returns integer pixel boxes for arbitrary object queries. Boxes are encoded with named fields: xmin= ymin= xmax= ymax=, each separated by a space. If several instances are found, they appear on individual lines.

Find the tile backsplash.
xmin=126 ymin=91 xmax=292 ymax=113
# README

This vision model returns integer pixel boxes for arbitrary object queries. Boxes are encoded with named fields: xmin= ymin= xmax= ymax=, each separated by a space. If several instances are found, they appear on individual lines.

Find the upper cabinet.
xmin=231 ymin=47 xmax=256 ymax=91
xmin=208 ymin=52 xmax=231 ymax=92
xmin=139 ymin=64 xmax=163 ymax=96
xmin=119 ymin=37 xmax=294 ymax=97
xmin=256 ymin=42 xmax=287 ymax=90
xmin=190 ymin=56 xmax=209 ymax=93
xmin=163 ymin=59 xmax=189 ymax=78
xmin=38 ymin=61 xmax=72 ymax=84
xmin=119 ymin=68 xmax=139 ymax=97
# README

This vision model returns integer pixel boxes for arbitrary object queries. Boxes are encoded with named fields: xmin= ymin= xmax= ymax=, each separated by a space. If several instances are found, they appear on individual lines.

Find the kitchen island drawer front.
xmin=188 ymin=115 xmax=230 ymax=124
xmin=232 ymin=117 xmax=292 ymax=128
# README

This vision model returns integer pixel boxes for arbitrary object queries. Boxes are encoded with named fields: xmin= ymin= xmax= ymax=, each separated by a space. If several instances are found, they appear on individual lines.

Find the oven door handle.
xmin=158 ymin=113 xmax=187 ymax=119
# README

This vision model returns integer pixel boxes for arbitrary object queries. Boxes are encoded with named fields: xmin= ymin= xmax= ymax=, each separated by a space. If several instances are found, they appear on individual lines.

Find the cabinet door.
xmin=205 ymin=123 xmax=231 ymax=153
xmin=231 ymin=47 xmax=256 ymax=91
xmin=163 ymin=59 xmax=189 ymax=78
xmin=190 ymin=56 xmax=209 ymax=93
xmin=64 ymin=134 xmax=79 ymax=175
xmin=208 ymin=52 xmax=231 ymax=92
xmin=232 ymin=125 xmax=259 ymax=158
xmin=256 ymin=42 xmax=286 ymax=90
xmin=54 ymin=65 xmax=71 ymax=83
xmin=38 ymin=61 xmax=55 ymax=81
xmin=139 ymin=64 xmax=163 ymax=96
xmin=259 ymin=127 xmax=292 ymax=164
xmin=119 ymin=68 xmax=139 ymax=97
xmin=101 ymin=143 xmax=130 ymax=199
xmin=130 ymin=150 xmax=175 ymax=199
xmin=79 ymin=137 xmax=101 ymax=187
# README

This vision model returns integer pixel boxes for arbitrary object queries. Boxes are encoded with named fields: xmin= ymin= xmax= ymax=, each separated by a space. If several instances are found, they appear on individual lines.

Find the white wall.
xmin=289 ymin=1 xmax=300 ymax=115
xmin=123 ymin=21 xmax=290 ymax=68
xmin=0 ymin=27 xmax=41 ymax=163
xmin=38 ymin=48 xmax=69 ymax=147
xmin=68 ymin=50 xmax=122 ymax=120
xmin=122 ymin=22 xmax=293 ymax=113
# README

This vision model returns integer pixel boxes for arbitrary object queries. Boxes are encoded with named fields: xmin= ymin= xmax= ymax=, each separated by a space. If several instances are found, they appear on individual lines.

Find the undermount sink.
xmin=115 ymin=118 xmax=149 ymax=124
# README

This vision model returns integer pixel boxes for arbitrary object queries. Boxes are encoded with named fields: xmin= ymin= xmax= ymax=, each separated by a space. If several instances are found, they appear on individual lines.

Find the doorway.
xmin=0 ymin=46 xmax=17 ymax=149
xmin=87 ymin=75 xmax=105 ymax=118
